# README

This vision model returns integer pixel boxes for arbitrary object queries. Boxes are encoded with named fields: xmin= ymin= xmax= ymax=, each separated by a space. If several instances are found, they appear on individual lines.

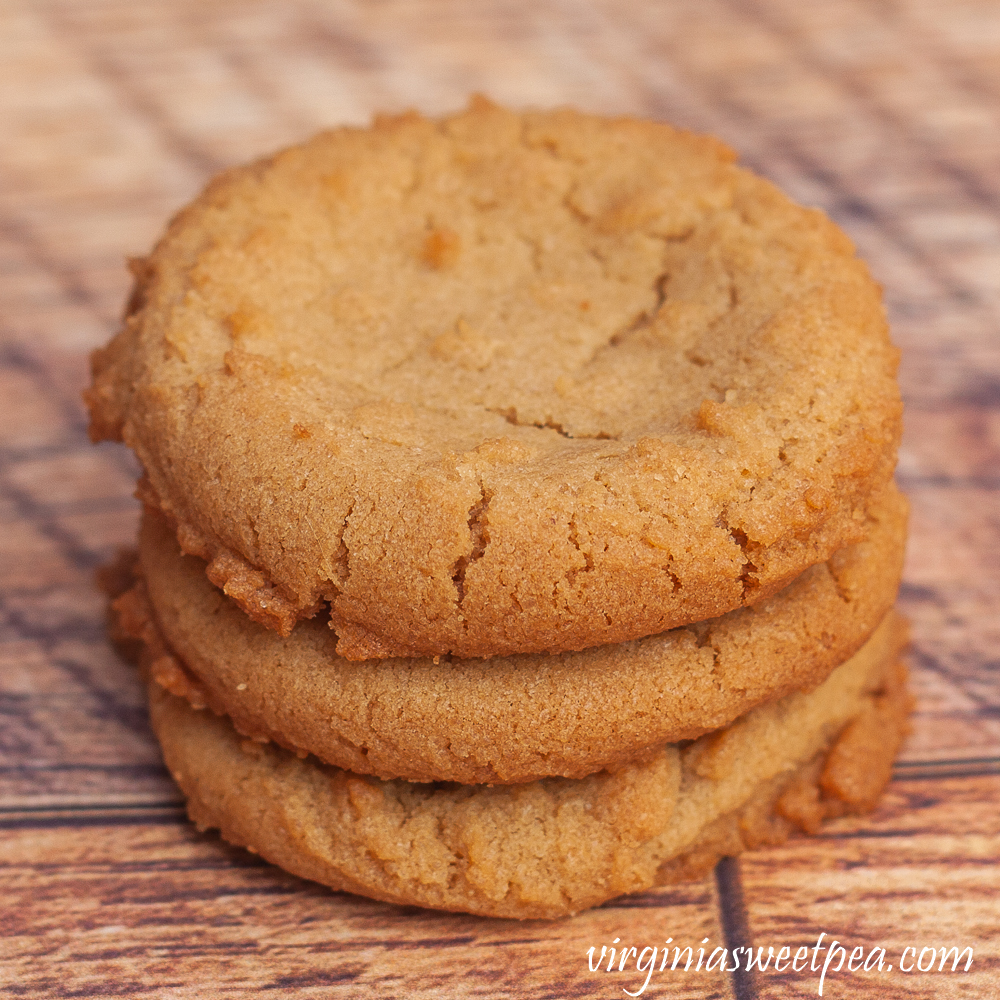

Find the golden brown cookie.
xmin=149 ymin=610 xmax=909 ymax=919
xmin=127 ymin=483 xmax=906 ymax=783
xmin=88 ymin=98 xmax=902 ymax=660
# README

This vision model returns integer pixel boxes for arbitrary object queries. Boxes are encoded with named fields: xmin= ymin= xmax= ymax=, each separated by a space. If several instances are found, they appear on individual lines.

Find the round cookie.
xmin=124 ymin=483 xmax=906 ymax=784
xmin=88 ymin=98 xmax=902 ymax=660
xmin=148 ymin=611 xmax=910 ymax=919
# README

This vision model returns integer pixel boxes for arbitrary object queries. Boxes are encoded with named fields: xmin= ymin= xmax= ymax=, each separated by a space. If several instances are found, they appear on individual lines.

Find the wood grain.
xmin=0 ymin=821 xmax=732 ymax=999
xmin=739 ymin=775 xmax=1000 ymax=998
xmin=0 ymin=0 xmax=997 ymax=996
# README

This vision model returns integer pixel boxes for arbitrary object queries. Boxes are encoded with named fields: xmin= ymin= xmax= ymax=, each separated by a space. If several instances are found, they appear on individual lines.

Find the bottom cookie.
xmin=147 ymin=610 xmax=909 ymax=919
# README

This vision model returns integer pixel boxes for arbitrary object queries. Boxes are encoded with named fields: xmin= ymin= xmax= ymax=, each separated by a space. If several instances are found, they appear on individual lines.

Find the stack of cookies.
xmin=89 ymin=99 xmax=909 ymax=919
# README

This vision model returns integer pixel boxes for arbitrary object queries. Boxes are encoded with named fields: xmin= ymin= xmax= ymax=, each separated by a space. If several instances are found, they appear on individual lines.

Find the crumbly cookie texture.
xmin=124 ymin=483 xmax=906 ymax=783
xmin=148 ymin=611 xmax=909 ymax=919
xmin=88 ymin=98 xmax=902 ymax=659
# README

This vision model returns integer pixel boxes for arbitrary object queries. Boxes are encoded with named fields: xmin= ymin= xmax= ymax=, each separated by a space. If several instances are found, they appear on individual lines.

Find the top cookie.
xmin=87 ymin=98 xmax=902 ymax=659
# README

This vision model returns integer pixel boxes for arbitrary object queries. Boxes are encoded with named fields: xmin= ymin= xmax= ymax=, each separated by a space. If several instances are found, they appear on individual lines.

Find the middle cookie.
xmin=127 ymin=483 xmax=906 ymax=785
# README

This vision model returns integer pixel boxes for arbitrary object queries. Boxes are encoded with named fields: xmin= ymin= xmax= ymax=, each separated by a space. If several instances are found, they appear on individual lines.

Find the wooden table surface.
xmin=1 ymin=1 xmax=998 ymax=997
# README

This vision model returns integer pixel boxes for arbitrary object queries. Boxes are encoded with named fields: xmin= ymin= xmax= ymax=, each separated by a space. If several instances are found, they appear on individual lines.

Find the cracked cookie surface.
xmin=88 ymin=98 xmax=902 ymax=658
xmin=126 ymin=484 xmax=906 ymax=783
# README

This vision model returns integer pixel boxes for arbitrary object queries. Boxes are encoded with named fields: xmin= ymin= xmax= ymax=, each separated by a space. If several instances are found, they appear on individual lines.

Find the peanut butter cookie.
xmin=88 ymin=99 xmax=901 ymax=659
xmin=125 ymin=484 xmax=906 ymax=783
xmin=148 ymin=611 xmax=909 ymax=918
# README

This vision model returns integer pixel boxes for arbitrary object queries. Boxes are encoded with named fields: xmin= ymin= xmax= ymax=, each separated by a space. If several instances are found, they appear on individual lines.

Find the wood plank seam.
xmin=715 ymin=856 xmax=760 ymax=1000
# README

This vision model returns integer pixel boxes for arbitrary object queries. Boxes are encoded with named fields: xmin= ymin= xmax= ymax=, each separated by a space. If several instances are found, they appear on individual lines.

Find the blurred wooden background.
xmin=1 ymin=1 xmax=998 ymax=997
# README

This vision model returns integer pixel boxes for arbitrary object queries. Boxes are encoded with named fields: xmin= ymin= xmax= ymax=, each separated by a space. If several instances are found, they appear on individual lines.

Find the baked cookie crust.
xmin=125 ymin=484 xmax=906 ymax=784
xmin=88 ymin=99 xmax=902 ymax=659
xmin=148 ymin=611 xmax=910 ymax=919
